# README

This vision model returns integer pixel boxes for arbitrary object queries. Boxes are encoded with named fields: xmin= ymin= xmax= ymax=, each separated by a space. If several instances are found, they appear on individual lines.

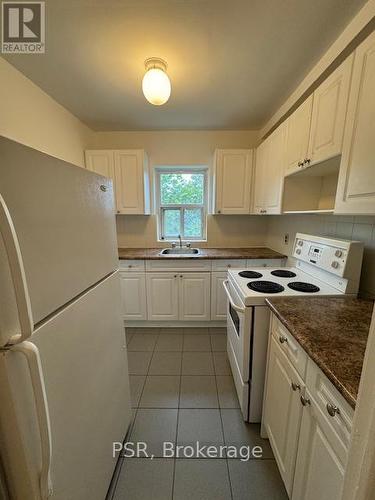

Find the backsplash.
xmin=116 ymin=214 xmax=268 ymax=249
xmin=266 ymin=214 xmax=375 ymax=299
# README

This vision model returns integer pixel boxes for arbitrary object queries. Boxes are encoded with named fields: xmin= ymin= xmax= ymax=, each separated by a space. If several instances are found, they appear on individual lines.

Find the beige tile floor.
xmin=110 ymin=327 xmax=288 ymax=500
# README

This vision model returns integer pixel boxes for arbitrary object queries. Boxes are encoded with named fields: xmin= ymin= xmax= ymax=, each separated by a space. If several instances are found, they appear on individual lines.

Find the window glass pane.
xmin=184 ymin=208 xmax=202 ymax=238
xmin=163 ymin=209 xmax=181 ymax=237
xmin=160 ymin=173 xmax=204 ymax=205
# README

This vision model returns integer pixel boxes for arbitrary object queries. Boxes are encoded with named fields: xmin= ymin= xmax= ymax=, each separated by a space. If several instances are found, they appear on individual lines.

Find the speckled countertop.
xmin=266 ymin=297 xmax=374 ymax=408
xmin=118 ymin=247 xmax=287 ymax=260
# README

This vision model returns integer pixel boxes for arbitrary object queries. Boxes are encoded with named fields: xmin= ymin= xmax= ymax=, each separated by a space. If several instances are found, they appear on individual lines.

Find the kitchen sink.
xmin=160 ymin=248 xmax=200 ymax=256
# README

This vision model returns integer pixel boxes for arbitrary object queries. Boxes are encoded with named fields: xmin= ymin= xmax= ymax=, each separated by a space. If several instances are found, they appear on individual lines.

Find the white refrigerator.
xmin=0 ymin=137 xmax=132 ymax=500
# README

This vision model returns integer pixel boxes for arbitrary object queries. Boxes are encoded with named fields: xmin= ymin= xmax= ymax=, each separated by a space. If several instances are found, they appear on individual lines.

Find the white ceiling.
xmin=2 ymin=0 xmax=367 ymax=130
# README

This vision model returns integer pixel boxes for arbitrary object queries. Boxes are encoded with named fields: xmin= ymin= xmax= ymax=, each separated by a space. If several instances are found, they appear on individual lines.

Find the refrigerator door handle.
xmin=11 ymin=341 xmax=53 ymax=499
xmin=0 ymin=194 xmax=34 ymax=344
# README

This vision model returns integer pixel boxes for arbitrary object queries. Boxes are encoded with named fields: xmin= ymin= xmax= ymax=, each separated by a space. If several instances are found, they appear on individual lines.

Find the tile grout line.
xmin=212 ymin=334 xmax=235 ymax=500
xmin=128 ymin=328 xmax=160 ymax=446
xmin=172 ymin=333 xmax=185 ymax=500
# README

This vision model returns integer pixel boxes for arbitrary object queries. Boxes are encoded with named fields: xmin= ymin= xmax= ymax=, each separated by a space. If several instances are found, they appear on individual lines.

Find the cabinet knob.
xmin=279 ymin=335 xmax=288 ymax=344
xmin=180 ymin=275 xmax=183 ymax=278
xmin=117 ymin=210 xmax=120 ymax=214
xmin=174 ymin=274 xmax=178 ymax=278
xmin=300 ymin=395 xmax=311 ymax=407
xmin=304 ymin=158 xmax=311 ymax=165
xmin=100 ymin=184 xmax=107 ymax=192
xmin=291 ymin=382 xmax=301 ymax=392
xmin=326 ymin=403 xmax=340 ymax=417
xmin=298 ymin=161 xmax=304 ymax=167
xmin=218 ymin=210 xmax=221 ymax=214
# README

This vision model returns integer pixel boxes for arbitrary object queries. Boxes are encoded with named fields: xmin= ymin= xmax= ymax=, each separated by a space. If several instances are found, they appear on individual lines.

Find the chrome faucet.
xmin=178 ymin=234 xmax=182 ymax=248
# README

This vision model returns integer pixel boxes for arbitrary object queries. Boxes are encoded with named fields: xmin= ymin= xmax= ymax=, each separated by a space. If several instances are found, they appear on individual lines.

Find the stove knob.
xmin=298 ymin=241 xmax=303 ymax=247
xmin=296 ymin=249 xmax=301 ymax=255
xmin=331 ymin=261 xmax=339 ymax=269
xmin=335 ymin=250 xmax=343 ymax=258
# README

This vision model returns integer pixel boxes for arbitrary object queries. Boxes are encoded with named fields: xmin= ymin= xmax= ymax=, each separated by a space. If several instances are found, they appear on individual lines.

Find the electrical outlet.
xmin=284 ymin=233 xmax=289 ymax=245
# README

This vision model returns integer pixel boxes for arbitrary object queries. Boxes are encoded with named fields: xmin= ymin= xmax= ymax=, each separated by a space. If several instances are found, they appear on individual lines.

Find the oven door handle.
xmin=223 ymin=280 xmax=245 ymax=314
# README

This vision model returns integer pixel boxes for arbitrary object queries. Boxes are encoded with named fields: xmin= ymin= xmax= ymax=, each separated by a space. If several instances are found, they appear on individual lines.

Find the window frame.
xmin=155 ymin=166 xmax=208 ymax=242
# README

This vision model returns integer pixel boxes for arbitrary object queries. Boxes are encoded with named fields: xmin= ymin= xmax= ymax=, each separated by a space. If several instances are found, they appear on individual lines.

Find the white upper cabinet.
xmin=253 ymin=140 xmax=268 ymax=214
xmin=85 ymin=149 xmax=151 ymax=215
xmin=284 ymin=95 xmax=313 ymax=176
xmin=308 ymin=56 xmax=353 ymax=165
xmin=213 ymin=149 xmax=253 ymax=214
xmin=85 ymin=150 xmax=114 ymax=180
xmin=254 ymin=124 xmax=285 ymax=214
xmin=335 ymin=31 xmax=375 ymax=215
xmin=114 ymin=150 xmax=150 ymax=215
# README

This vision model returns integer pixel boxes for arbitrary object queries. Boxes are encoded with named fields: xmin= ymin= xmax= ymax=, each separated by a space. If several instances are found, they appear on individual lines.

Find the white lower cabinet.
xmin=211 ymin=272 xmax=227 ymax=321
xmin=291 ymin=390 xmax=347 ymax=500
xmin=120 ymin=272 xmax=147 ymax=320
xmin=179 ymin=273 xmax=211 ymax=321
xmin=263 ymin=314 xmax=353 ymax=499
xmin=146 ymin=272 xmax=210 ymax=322
xmin=263 ymin=337 xmax=304 ymax=495
xmin=146 ymin=273 xmax=179 ymax=321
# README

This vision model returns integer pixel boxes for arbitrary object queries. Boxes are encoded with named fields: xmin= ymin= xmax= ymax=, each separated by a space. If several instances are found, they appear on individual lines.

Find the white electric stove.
xmin=223 ymin=233 xmax=364 ymax=422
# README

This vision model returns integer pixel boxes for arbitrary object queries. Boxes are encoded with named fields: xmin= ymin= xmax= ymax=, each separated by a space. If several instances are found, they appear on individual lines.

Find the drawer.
xmin=306 ymin=359 xmax=354 ymax=449
xmin=146 ymin=259 xmax=212 ymax=272
xmin=247 ymin=258 xmax=284 ymax=268
xmin=119 ymin=260 xmax=145 ymax=272
xmin=271 ymin=315 xmax=308 ymax=379
xmin=211 ymin=259 xmax=246 ymax=271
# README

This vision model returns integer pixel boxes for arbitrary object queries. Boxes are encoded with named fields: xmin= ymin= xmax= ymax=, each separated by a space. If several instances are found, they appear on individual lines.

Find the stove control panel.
xmin=292 ymin=234 xmax=356 ymax=277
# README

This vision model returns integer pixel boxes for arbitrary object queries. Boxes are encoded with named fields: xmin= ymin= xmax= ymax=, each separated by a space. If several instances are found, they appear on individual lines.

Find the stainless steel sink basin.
xmin=160 ymin=248 xmax=200 ymax=256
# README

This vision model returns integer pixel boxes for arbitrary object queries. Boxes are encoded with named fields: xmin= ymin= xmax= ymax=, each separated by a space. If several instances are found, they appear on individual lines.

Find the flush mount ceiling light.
xmin=142 ymin=57 xmax=171 ymax=106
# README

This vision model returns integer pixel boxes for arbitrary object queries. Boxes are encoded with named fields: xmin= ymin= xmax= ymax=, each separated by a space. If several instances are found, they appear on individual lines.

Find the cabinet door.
xmin=264 ymin=124 xmax=286 ymax=214
xmin=253 ymin=140 xmax=268 ymax=214
xmin=292 ymin=391 xmax=347 ymax=500
xmin=214 ymin=149 xmax=253 ymax=214
xmin=179 ymin=273 xmax=211 ymax=321
xmin=85 ymin=150 xmax=114 ymax=180
xmin=263 ymin=337 xmax=304 ymax=495
xmin=285 ymin=95 xmax=313 ymax=176
xmin=211 ymin=272 xmax=227 ymax=321
xmin=308 ymin=55 xmax=353 ymax=165
xmin=335 ymin=31 xmax=375 ymax=215
xmin=114 ymin=150 xmax=150 ymax=215
xmin=120 ymin=272 xmax=147 ymax=320
xmin=146 ymin=273 xmax=179 ymax=321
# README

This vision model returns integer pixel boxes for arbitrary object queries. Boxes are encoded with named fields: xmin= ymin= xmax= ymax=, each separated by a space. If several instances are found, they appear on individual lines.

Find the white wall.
xmin=266 ymin=214 xmax=375 ymax=298
xmin=0 ymin=57 xmax=93 ymax=167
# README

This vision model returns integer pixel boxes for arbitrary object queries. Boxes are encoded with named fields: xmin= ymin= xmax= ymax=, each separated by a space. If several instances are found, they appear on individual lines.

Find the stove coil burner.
xmin=238 ymin=271 xmax=263 ymax=279
xmin=247 ymin=280 xmax=285 ymax=294
xmin=270 ymin=269 xmax=297 ymax=278
xmin=288 ymin=282 xmax=320 ymax=293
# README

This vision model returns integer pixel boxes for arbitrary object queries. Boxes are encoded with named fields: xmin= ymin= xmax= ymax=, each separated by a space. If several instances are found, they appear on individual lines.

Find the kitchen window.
xmin=156 ymin=167 xmax=208 ymax=241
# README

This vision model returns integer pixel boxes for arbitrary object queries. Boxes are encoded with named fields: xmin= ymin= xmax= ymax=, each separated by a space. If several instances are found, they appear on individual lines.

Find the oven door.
xmin=223 ymin=279 xmax=252 ymax=382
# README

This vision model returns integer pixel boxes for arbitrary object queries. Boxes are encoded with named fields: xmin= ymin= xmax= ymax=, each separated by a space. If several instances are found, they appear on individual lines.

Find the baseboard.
xmin=124 ymin=321 xmax=226 ymax=328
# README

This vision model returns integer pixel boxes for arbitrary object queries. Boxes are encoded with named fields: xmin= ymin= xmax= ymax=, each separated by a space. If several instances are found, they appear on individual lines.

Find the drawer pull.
xmin=326 ymin=403 xmax=340 ymax=417
xmin=279 ymin=335 xmax=288 ymax=344
xmin=300 ymin=395 xmax=311 ymax=407
xmin=291 ymin=382 xmax=301 ymax=392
